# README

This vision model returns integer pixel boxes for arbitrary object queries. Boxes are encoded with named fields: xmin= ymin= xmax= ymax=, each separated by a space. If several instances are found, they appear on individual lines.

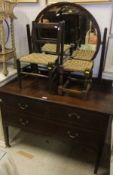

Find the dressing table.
xmin=0 ymin=2 xmax=112 ymax=175
xmin=0 ymin=77 xmax=112 ymax=175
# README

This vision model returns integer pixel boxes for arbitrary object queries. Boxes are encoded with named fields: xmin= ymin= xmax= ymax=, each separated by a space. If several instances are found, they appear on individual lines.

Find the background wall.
xmin=0 ymin=0 xmax=112 ymax=144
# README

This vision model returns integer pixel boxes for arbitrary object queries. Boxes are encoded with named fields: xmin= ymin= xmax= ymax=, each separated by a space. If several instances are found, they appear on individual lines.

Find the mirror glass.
xmin=35 ymin=2 xmax=101 ymax=60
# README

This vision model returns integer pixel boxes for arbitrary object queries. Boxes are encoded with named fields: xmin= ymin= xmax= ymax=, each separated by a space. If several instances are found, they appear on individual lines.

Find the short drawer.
xmin=4 ymin=110 xmax=102 ymax=146
xmin=2 ymin=94 xmax=48 ymax=117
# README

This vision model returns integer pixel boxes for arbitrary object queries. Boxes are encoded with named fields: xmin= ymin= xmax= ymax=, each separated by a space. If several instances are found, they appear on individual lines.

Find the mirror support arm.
xmin=98 ymin=27 xmax=107 ymax=81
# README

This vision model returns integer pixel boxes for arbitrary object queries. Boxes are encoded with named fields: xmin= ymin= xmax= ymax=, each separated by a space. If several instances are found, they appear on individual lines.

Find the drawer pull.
xmin=18 ymin=103 xmax=28 ymax=110
xmin=68 ymin=113 xmax=80 ymax=120
xmin=19 ymin=118 xmax=29 ymax=126
xmin=67 ymin=130 xmax=79 ymax=139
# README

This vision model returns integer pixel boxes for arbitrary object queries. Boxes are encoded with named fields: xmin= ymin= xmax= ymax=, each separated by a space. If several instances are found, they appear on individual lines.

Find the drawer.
xmin=46 ymin=103 xmax=108 ymax=131
xmin=4 ymin=110 xmax=103 ymax=146
xmin=2 ymin=94 xmax=48 ymax=117
xmin=2 ymin=94 xmax=108 ymax=131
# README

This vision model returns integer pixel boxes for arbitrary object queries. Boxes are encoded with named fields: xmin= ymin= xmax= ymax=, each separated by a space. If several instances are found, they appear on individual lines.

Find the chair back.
xmin=32 ymin=21 xmax=65 ymax=63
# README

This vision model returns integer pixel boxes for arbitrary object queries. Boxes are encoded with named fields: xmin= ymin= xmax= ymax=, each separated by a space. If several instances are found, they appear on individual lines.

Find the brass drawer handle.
xmin=19 ymin=118 xmax=29 ymax=126
xmin=18 ymin=103 xmax=28 ymax=110
xmin=67 ymin=130 xmax=79 ymax=139
xmin=68 ymin=113 xmax=80 ymax=119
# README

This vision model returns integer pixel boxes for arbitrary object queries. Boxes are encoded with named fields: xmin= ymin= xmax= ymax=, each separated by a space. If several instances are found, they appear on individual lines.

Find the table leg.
xmin=94 ymin=116 xmax=112 ymax=174
xmin=94 ymin=143 xmax=103 ymax=174
xmin=3 ymin=125 xmax=10 ymax=147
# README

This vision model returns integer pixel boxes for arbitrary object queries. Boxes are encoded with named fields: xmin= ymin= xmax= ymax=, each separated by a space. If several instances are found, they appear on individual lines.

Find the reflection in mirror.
xmin=35 ymin=2 xmax=101 ymax=61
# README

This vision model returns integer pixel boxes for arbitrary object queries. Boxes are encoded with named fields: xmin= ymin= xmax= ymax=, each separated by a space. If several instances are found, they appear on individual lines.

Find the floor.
xmin=0 ymin=129 xmax=110 ymax=175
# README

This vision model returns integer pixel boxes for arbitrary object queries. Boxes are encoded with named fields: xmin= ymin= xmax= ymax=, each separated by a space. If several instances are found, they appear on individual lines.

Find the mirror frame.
xmin=46 ymin=0 xmax=112 ymax=4
xmin=35 ymin=2 xmax=101 ymax=60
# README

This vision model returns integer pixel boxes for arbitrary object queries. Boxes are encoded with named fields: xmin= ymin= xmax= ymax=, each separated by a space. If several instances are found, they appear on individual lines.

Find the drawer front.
xmin=4 ymin=110 xmax=102 ymax=146
xmin=47 ymin=103 xmax=108 ymax=131
xmin=2 ymin=94 xmax=48 ymax=117
xmin=2 ymin=94 xmax=108 ymax=131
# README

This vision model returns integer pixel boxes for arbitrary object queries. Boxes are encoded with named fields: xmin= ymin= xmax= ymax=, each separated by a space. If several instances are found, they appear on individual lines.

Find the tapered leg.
xmin=2 ymin=61 xmax=8 ymax=76
xmin=94 ymin=144 xmax=102 ymax=173
xmin=3 ymin=125 xmax=10 ymax=147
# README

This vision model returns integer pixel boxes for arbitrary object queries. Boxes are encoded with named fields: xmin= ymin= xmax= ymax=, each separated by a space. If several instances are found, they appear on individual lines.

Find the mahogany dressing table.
xmin=0 ymin=77 xmax=112 ymax=174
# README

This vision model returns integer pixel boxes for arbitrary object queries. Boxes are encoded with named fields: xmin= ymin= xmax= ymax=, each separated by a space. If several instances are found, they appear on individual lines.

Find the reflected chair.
xmin=42 ymin=43 xmax=71 ymax=56
xmin=58 ymin=48 xmax=95 ymax=96
xmin=58 ymin=24 xmax=97 ymax=96
xmin=58 ymin=26 xmax=107 ymax=97
xmin=17 ymin=21 xmax=64 ymax=91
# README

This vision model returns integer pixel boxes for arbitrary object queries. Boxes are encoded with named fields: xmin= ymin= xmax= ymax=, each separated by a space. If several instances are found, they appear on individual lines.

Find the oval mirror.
xmin=35 ymin=2 xmax=101 ymax=61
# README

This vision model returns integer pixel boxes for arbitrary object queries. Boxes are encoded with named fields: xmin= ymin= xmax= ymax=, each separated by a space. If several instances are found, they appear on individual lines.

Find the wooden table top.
xmin=0 ymin=77 xmax=113 ymax=115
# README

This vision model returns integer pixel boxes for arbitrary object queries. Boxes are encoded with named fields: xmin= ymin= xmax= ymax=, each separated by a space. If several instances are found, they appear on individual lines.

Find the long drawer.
xmin=2 ymin=94 xmax=108 ymax=131
xmin=3 ymin=110 xmax=103 ymax=146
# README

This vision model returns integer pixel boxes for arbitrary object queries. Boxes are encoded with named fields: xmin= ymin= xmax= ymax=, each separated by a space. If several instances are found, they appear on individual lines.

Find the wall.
xmin=13 ymin=0 xmax=45 ymax=57
xmin=83 ymin=3 xmax=112 ymax=76
xmin=0 ymin=0 xmax=112 ymax=143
